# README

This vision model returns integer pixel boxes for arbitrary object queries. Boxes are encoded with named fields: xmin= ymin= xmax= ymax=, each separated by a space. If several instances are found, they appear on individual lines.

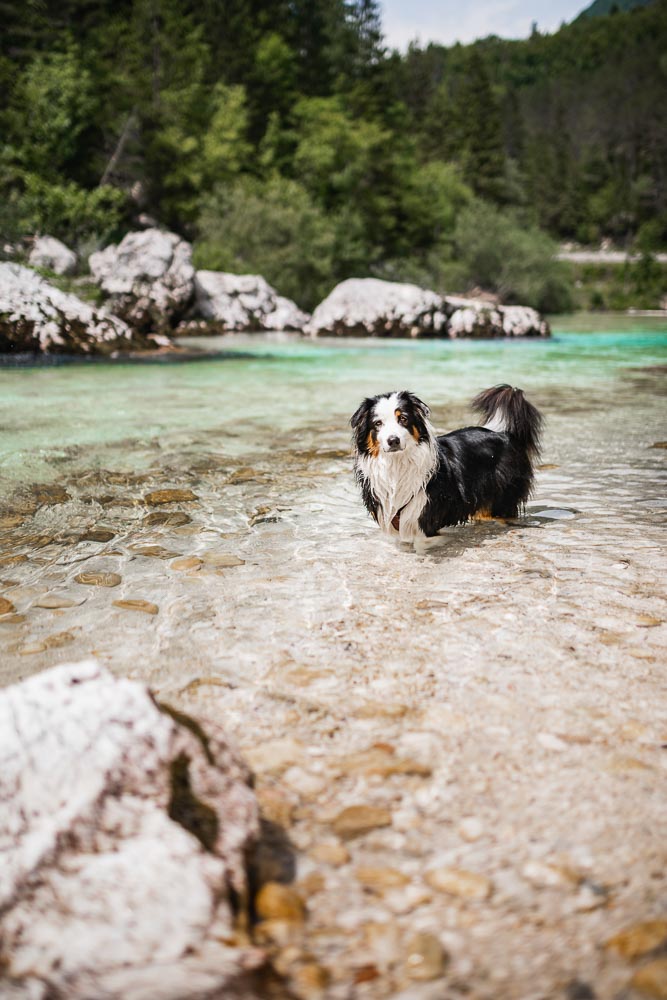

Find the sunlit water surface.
xmin=0 ymin=317 xmax=665 ymax=691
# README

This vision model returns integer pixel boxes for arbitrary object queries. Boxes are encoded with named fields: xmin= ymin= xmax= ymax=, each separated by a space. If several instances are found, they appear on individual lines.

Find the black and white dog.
xmin=351 ymin=385 xmax=543 ymax=542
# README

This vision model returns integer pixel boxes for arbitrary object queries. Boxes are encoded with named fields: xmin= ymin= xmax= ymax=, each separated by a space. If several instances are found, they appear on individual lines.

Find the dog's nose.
xmin=387 ymin=435 xmax=401 ymax=449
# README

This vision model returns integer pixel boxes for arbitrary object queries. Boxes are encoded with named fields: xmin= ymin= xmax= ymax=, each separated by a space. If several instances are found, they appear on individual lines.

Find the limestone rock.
xmin=306 ymin=278 xmax=549 ymax=339
xmin=89 ymin=228 xmax=195 ymax=330
xmin=0 ymin=660 xmax=261 ymax=999
xmin=0 ymin=263 xmax=136 ymax=355
xmin=499 ymin=304 xmax=550 ymax=337
xmin=306 ymin=278 xmax=447 ymax=338
xmin=193 ymin=270 xmax=309 ymax=331
xmin=445 ymin=297 xmax=549 ymax=338
xmin=28 ymin=236 xmax=77 ymax=276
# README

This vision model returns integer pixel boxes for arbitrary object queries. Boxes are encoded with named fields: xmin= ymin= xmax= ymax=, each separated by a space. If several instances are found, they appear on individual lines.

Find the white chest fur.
xmin=357 ymin=440 xmax=438 ymax=540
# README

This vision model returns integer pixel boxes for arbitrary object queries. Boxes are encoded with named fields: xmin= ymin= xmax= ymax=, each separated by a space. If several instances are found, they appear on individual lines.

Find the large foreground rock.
xmin=0 ymin=660 xmax=262 ymax=999
xmin=89 ymin=228 xmax=195 ymax=331
xmin=28 ymin=235 xmax=77 ymax=276
xmin=194 ymin=270 xmax=309 ymax=331
xmin=306 ymin=278 xmax=549 ymax=338
xmin=0 ymin=263 xmax=145 ymax=355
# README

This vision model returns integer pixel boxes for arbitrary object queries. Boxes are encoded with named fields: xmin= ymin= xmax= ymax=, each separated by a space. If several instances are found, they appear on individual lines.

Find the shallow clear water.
xmin=0 ymin=318 xmax=665 ymax=693
xmin=1 ymin=317 xmax=666 ymax=997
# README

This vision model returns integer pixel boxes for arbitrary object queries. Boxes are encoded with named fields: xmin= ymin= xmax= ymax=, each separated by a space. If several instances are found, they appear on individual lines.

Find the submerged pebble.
xmin=34 ymin=594 xmax=85 ymax=609
xmin=425 ymin=867 xmax=493 ymax=900
xmin=144 ymin=489 xmax=199 ymax=505
xmin=330 ymin=805 xmax=392 ymax=840
xmin=143 ymin=511 xmax=192 ymax=526
xmin=112 ymin=599 xmax=159 ymax=615
xmin=74 ymin=572 xmax=122 ymax=587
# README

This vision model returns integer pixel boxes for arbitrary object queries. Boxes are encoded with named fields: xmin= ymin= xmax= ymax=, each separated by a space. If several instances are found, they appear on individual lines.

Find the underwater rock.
xmin=193 ymin=270 xmax=309 ymax=331
xmin=0 ymin=660 xmax=261 ymax=999
xmin=0 ymin=263 xmax=137 ymax=355
xmin=89 ymin=228 xmax=194 ymax=331
xmin=28 ymin=236 xmax=77 ymax=276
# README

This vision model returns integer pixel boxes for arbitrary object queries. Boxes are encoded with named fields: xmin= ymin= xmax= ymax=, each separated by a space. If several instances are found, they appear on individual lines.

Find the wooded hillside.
xmin=2 ymin=0 xmax=665 ymax=310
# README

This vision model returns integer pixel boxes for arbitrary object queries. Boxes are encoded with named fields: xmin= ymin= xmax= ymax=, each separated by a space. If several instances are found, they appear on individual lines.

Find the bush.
xmin=452 ymin=200 xmax=573 ymax=312
xmin=194 ymin=175 xmax=337 ymax=310
xmin=13 ymin=175 xmax=126 ymax=251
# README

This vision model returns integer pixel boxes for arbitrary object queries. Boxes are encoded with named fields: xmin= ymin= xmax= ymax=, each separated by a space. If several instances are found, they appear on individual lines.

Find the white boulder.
xmin=444 ymin=298 xmax=549 ymax=337
xmin=306 ymin=277 xmax=447 ymax=338
xmin=498 ymin=304 xmax=550 ymax=337
xmin=194 ymin=270 xmax=309 ymax=331
xmin=89 ymin=228 xmax=195 ymax=329
xmin=0 ymin=263 xmax=135 ymax=354
xmin=0 ymin=660 xmax=262 ymax=1000
xmin=28 ymin=235 xmax=77 ymax=276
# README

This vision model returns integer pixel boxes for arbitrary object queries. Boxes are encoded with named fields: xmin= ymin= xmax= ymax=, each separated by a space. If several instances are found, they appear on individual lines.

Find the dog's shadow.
xmin=409 ymin=511 xmax=562 ymax=562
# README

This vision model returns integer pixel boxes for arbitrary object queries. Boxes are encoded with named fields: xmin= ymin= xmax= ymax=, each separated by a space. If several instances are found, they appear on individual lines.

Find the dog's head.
xmin=351 ymin=390 xmax=432 ymax=457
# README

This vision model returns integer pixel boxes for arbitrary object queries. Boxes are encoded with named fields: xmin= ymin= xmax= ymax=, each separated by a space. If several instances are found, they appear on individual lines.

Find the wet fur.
xmin=351 ymin=385 xmax=543 ymax=541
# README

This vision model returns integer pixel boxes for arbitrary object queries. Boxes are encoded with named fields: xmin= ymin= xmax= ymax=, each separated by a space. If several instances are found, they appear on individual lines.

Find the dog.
xmin=351 ymin=385 xmax=543 ymax=542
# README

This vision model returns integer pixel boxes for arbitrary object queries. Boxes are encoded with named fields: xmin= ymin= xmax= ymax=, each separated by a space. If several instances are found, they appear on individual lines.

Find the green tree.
xmin=194 ymin=175 xmax=337 ymax=309
xmin=452 ymin=200 xmax=573 ymax=311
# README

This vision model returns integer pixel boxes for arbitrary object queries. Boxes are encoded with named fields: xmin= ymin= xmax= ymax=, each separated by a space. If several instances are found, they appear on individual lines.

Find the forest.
xmin=1 ymin=0 xmax=666 ymax=311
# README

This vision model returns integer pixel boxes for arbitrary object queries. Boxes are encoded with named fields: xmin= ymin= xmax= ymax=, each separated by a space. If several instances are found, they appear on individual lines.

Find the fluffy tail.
xmin=472 ymin=384 xmax=543 ymax=457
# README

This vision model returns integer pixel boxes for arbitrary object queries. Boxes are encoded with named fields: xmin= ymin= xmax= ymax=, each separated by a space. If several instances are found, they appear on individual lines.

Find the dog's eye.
xmin=398 ymin=414 xmax=409 ymax=426
xmin=373 ymin=419 xmax=383 ymax=429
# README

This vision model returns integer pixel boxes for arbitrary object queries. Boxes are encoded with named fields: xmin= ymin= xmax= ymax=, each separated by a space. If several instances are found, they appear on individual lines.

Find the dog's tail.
xmin=472 ymin=384 xmax=543 ymax=457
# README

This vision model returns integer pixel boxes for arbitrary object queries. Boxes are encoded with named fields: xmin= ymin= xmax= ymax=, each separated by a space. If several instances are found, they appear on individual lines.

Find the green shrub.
xmin=194 ymin=175 xmax=337 ymax=310
xmin=452 ymin=200 xmax=574 ymax=312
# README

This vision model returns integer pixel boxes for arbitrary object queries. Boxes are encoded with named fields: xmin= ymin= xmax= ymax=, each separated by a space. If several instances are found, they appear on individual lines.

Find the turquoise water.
xmin=0 ymin=317 xmax=665 ymax=692
xmin=1 ymin=321 xmax=666 ymax=495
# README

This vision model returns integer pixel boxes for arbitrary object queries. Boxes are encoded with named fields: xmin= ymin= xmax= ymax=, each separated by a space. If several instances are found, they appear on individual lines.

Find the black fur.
xmin=351 ymin=385 xmax=543 ymax=537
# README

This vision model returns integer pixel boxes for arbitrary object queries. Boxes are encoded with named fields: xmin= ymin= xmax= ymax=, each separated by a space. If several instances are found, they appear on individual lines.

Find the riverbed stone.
xmin=404 ymin=932 xmax=448 ymax=981
xmin=28 ymin=235 xmax=77 ymax=275
xmin=244 ymin=737 xmax=305 ymax=776
xmin=89 ymin=228 xmax=195 ymax=331
xmin=330 ymin=805 xmax=392 ymax=839
xmin=171 ymin=555 xmax=203 ymax=571
xmin=112 ymin=599 xmax=159 ymax=615
xmin=143 ymin=511 xmax=192 ymax=526
xmin=202 ymin=552 xmax=246 ymax=568
xmin=355 ymin=866 xmax=410 ymax=892
xmin=308 ymin=843 xmax=350 ymax=867
xmin=0 ymin=597 xmax=16 ymax=615
xmin=34 ymin=594 xmax=85 ymax=609
xmin=606 ymin=921 xmax=667 ymax=959
xmin=630 ymin=960 xmax=667 ymax=998
xmin=144 ymin=488 xmax=199 ymax=505
xmin=255 ymin=882 xmax=306 ymax=923
xmin=74 ymin=571 xmax=122 ymax=587
xmin=425 ymin=867 xmax=493 ymax=900
xmin=0 ymin=263 xmax=137 ymax=355
xmin=80 ymin=528 xmax=115 ymax=542
xmin=0 ymin=660 xmax=261 ymax=999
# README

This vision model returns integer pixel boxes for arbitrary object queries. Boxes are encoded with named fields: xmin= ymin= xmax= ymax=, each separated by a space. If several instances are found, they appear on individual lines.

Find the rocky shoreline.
xmin=1 ymin=229 xmax=550 ymax=356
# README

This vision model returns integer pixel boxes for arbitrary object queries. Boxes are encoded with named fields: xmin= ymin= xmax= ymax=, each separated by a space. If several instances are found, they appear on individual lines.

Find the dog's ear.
xmin=350 ymin=397 xmax=373 ymax=429
xmin=403 ymin=392 xmax=430 ymax=418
